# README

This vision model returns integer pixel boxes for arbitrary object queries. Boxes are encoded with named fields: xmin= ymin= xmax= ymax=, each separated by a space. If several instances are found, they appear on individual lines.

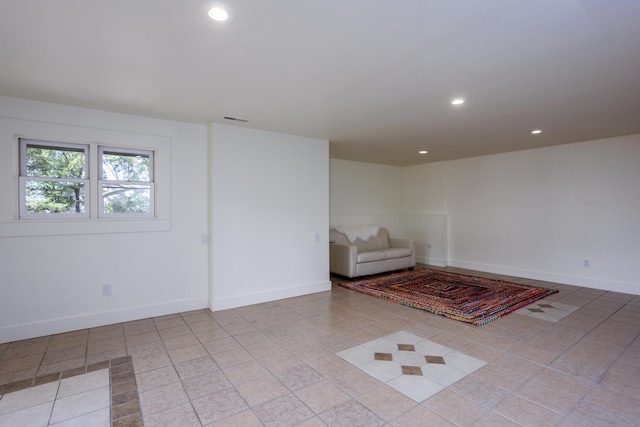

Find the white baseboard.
xmin=211 ymin=280 xmax=332 ymax=311
xmin=0 ymin=296 xmax=208 ymax=344
xmin=416 ymin=256 xmax=448 ymax=268
xmin=448 ymin=260 xmax=639 ymax=295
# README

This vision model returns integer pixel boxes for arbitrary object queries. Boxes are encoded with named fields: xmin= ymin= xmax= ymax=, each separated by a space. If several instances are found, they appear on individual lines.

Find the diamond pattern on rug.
xmin=514 ymin=300 xmax=579 ymax=322
xmin=336 ymin=331 xmax=486 ymax=402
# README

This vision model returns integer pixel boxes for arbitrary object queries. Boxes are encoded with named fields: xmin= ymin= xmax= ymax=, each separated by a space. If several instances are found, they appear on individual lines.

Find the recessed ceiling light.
xmin=451 ymin=98 xmax=465 ymax=105
xmin=531 ymin=129 xmax=542 ymax=134
xmin=208 ymin=7 xmax=229 ymax=21
xmin=206 ymin=2 xmax=235 ymax=22
xmin=419 ymin=150 xmax=428 ymax=154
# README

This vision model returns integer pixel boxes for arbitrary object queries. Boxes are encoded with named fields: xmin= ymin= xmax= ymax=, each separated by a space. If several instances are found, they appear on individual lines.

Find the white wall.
xmin=402 ymin=163 xmax=448 ymax=266
xmin=442 ymin=134 xmax=640 ymax=294
xmin=0 ymin=96 xmax=210 ymax=343
xmin=330 ymin=159 xmax=405 ymax=236
xmin=329 ymin=159 xmax=447 ymax=265
xmin=210 ymin=124 xmax=330 ymax=310
xmin=331 ymin=134 xmax=640 ymax=294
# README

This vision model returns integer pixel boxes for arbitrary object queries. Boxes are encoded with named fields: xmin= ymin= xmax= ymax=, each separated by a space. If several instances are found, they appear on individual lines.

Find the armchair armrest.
xmin=389 ymin=238 xmax=414 ymax=250
xmin=389 ymin=238 xmax=416 ymax=267
xmin=330 ymin=243 xmax=358 ymax=278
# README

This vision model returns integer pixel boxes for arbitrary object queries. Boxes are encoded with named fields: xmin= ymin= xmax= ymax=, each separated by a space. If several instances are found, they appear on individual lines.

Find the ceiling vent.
xmin=224 ymin=116 xmax=249 ymax=123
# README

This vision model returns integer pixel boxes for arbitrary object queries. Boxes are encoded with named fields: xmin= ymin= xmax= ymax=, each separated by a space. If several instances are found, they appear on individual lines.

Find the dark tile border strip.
xmin=0 ymin=356 xmax=143 ymax=427
xmin=110 ymin=356 xmax=143 ymax=427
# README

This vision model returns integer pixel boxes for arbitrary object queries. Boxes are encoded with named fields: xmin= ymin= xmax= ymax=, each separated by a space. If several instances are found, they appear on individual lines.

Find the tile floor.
xmin=1 ymin=265 xmax=639 ymax=426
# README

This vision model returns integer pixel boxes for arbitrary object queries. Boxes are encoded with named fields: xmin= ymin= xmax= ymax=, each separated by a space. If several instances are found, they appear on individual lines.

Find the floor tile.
xmin=182 ymin=370 xmax=233 ymax=400
xmin=493 ymin=394 xmax=563 ymax=427
xmin=319 ymin=399 xmax=385 ymax=427
xmin=424 ymin=389 xmax=487 ymax=425
xmin=515 ymin=378 xmax=583 ymax=415
xmin=568 ymin=400 xmax=638 ymax=427
xmin=50 ymin=407 xmax=110 ymax=427
xmin=388 ymin=374 xmax=443 ymax=402
xmin=356 ymin=383 xmax=416 ymax=421
xmin=295 ymin=379 xmax=351 ymax=414
xmin=212 ymin=348 xmax=255 ymax=368
xmin=142 ymin=401 xmax=200 ymax=427
xmin=50 ymin=386 xmax=110 ymax=424
xmin=235 ymin=373 xmax=289 ymax=407
xmin=0 ymin=401 xmax=53 ymax=427
xmin=210 ymin=409 xmax=264 ymax=427
xmin=57 ymin=369 xmax=109 ymax=399
xmin=174 ymin=356 xmax=219 ymax=380
xmin=135 ymin=365 xmax=180 ymax=393
xmin=470 ymin=410 xmax=520 ymax=427
xmin=167 ymin=344 xmax=209 ymax=364
xmin=0 ymin=381 xmax=59 ymax=416
xmin=447 ymin=376 xmax=508 ymax=408
xmin=1 ymin=265 xmax=639 ymax=427
xmin=253 ymin=393 xmax=314 ymax=426
xmin=132 ymin=352 xmax=172 ymax=374
xmin=221 ymin=360 xmax=269 ymax=386
xmin=325 ymin=365 xmax=381 ymax=397
xmin=471 ymin=364 xmax=529 ymax=391
xmin=138 ymin=382 xmax=189 ymax=418
xmin=584 ymin=384 xmax=640 ymax=421
xmin=390 ymin=404 xmax=455 ymax=427
xmin=273 ymin=364 xmax=324 ymax=391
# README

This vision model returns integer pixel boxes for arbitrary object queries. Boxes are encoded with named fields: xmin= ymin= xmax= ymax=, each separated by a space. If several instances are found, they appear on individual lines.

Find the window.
xmin=99 ymin=147 xmax=154 ymax=217
xmin=19 ymin=138 xmax=155 ymax=219
xmin=19 ymin=139 xmax=89 ymax=219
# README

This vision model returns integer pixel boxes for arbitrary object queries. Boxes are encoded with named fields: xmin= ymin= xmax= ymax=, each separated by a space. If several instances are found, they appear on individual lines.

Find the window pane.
xmin=102 ymin=184 xmax=151 ymax=214
xmin=25 ymin=181 xmax=86 ymax=214
xmin=25 ymin=145 xmax=86 ymax=178
xmin=102 ymin=151 xmax=151 ymax=182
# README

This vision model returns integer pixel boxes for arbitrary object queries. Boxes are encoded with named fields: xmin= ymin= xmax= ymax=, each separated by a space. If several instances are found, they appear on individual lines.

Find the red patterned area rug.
xmin=339 ymin=269 xmax=558 ymax=325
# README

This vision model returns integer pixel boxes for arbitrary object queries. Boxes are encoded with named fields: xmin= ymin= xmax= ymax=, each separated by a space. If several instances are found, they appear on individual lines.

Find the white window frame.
xmin=98 ymin=146 xmax=155 ymax=218
xmin=18 ymin=139 xmax=157 ymax=220
xmin=19 ymin=138 xmax=90 ymax=220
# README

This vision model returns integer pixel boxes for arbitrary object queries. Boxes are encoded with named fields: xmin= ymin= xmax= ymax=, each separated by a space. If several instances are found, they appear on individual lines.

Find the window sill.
xmin=0 ymin=218 xmax=171 ymax=237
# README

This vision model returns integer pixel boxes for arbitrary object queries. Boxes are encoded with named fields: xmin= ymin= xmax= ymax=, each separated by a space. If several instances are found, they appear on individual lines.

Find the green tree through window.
xmin=22 ymin=142 xmax=87 ymax=214
xmin=100 ymin=150 xmax=153 ymax=215
xmin=20 ymin=139 xmax=155 ymax=219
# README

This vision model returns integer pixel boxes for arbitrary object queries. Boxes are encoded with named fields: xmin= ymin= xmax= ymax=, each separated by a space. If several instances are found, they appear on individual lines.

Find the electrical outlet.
xmin=102 ymin=284 xmax=112 ymax=296
xmin=427 ymin=243 xmax=433 ymax=249
xmin=314 ymin=232 xmax=320 ymax=243
xmin=583 ymin=260 xmax=590 ymax=268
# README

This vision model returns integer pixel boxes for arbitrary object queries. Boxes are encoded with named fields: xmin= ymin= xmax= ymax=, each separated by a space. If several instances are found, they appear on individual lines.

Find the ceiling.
xmin=1 ymin=0 xmax=639 ymax=166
